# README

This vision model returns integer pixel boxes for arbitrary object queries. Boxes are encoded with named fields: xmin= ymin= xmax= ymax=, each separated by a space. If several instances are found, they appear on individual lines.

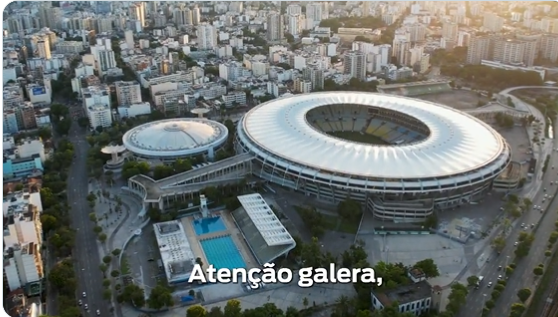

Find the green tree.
xmin=485 ymin=299 xmax=495 ymax=309
xmin=337 ymin=198 xmax=362 ymax=222
xmin=147 ymin=284 xmax=174 ymax=309
xmin=533 ymin=266 xmax=544 ymax=276
xmin=467 ymin=275 xmax=479 ymax=287
xmin=111 ymin=270 xmax=120 ymax=278
xmin=413 ymin=258 xmax=440 ymax=278
xmin=510 ymin=303 xmax=526 ymax=316
xmin=491 ymin=235 xmax=506 ymax=253
xmin=122 ymin=284 xmax=145 ymax=307
xmin=517 ymin=288 xmax=531 ymax=302
xmin=446 ymin=283 xmax=468 ymax=314
xmin=187 ymin=305 xmax=207 ymax=317
xmin=102 ymin=255 xmax=112 ymax=264
xmin=224 ymin=299 xmax=242 ymax=317
xmin=208 ymin=307 xmax=224 ymax=317
xmin=112 ymin=249 xmax=121 ymax=256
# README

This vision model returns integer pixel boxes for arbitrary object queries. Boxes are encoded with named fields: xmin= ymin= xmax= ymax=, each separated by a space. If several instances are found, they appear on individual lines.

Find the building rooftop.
xmin=153 ymin=220 xmax=195 ymax=282
xmin=373 ymin=280 xmax=432 ymax=306
xmin=237 ymin=193 xmax=294 ymax=246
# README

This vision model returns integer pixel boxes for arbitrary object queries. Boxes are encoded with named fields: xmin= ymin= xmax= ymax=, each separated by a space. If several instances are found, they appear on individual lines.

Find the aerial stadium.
xmin=122 ymin=118 xmax=228 ymax=162
xmin=235 ymin=92 xmax=512 ymax=222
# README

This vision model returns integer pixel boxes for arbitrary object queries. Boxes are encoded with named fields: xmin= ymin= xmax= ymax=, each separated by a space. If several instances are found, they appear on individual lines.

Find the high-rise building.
xmin=129 ymin=2 xmax=146 ymax=27
xmin=287 ymin=14 xmax=304 ymax=37
xmin=3 ymin=192 xmax=44 ymax=296
xmin=36 ymin=39 xmax=51 ymax=59
xmin=266 ymin=13 xmax=284 ymax=41
xmin=125 ymin=30 xmax=134 ymax=49
xmin=483 ymin=13 xmax=504 ymax=32
xmin=82 ymin=85 xmax=112 ymax=128
xmin=115 ymin=81 xmax=142 ymax=106
xmin=91 ymin=45 xmax=117 ymax=75
xmin=196 ymin=23 xmax=217 ymax=50
xmin=344 ymin=50 xmax=366 ymax=80
xmin=466 ymin=35 xmax=494 ymax=64
xmin=303 ymin=66 xmax=324 ymax=90
xmin=174 ymin=7 xmax=193 ymax=26
xmin=192 ymin=5 xmax=201 ymax=25
xmin=493 ymin=38 xmax=526 ymax=65
xmin=286 ymin=4 xmax=302 ymax=15
xmin=540 ymin=33 xmax=558 ymax=62
xmin=406 ymin=24 xmax=426 ymax=43
xmin=442 ymin=22 xmax=458 ymax=42
xmin=306 ymin=3 xmax=323 ymax=27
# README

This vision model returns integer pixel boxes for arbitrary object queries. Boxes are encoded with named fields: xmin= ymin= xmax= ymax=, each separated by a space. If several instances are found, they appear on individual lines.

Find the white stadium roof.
xmin=237 ymin=194 xmax=294 ymax=247
xmin=122 ymin=118 xmax=228 ymax=158
xmin=241 ymin=92 xmax=506 ymax=179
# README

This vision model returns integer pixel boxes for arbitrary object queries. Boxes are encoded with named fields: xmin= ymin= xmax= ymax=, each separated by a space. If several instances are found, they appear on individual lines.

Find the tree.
xmin=549 ymin=231 xmax=558 ymax=244
xmin=147 ymin=284 xmax=174 ymax=309
xmin=517 ymin=288 xmax=531 ymax=302
xmin=485 ymin=299 xmax=495 ymax=309
xmin=187 ymin=305 xmax=207 ymax=317
xmin=446 ymin=283 xmax=468 ymax=314
xmin=49 ymin=260 xmax=76 ymax=292
xmin=103 ymin=279 xmax=111 ymax=287
xmin=467 ymin=275 xmax=479 ymax=287
xmin=111 ymin=270 xmax=120 ymax=278
xmin=510 ymin=303 xmax=526 ymax=316
xmin=491 ymin=290 xmax=501 ymax=300
xmin=103 ymin=255 xmax=112 ymax=264
xmin=208 ymin=307 xmax=224 ymax=317
xmin=122 ymin=284 xmax=145 ymax=307
xmin=491 ymin=235 xmax=506 ymax=253
xmin=413 ymin=259 xmax=440 ymax=278
xmin=103 ymin=289 xmax=112 ymax=300
xmin=224 ymin=299 xmax=242 ymax=317
xmin=112 ymin=249 xmax=121 ymax=256
xmin=337 ymin=198 xmax=362 ymax=222
xmin=533 ymin=266 xmax=544 ymax=276
xmin=98 ymin=233 xmax=107 ymax=242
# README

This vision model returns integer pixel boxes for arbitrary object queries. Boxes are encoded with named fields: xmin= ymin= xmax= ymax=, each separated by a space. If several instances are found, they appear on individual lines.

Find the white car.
xmin=96 ymin=310 xmax=101 ymax=316
xmin=84 ymin=304 xmax=89 ymax=310
xmin=82 ymin=292 xmax=86 ymax=298
xmin=487 ymin=282 xmax=493 ymax=288
xmin=514 ymin=241 xmax=519 ymax=246
xmin=498 ymin=275 xmax=502 ymax=280
xmin=78 ymin=300 xmax=82 ymax=306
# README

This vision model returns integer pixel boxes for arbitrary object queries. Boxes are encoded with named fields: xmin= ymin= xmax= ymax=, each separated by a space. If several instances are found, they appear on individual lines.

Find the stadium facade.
xmin=235 ymin=92 xmax=512 ymax=222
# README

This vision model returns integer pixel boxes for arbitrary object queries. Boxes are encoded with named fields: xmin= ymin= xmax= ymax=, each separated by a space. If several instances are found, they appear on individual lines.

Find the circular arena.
xmin=123 ymin=118 xmax=228 ymax=162
xmin=236 ymin=92 xmax=512 ymax=222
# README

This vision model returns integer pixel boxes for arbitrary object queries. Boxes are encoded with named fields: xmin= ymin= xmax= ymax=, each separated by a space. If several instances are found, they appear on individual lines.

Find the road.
xmin=66 ymin=118 xmax=108 ymax=317
xmin=458 ymin=87 xmax=558 ymax=317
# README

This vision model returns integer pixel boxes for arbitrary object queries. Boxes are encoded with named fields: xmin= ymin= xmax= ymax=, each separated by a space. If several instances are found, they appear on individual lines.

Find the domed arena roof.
xmin=122 ymin=118 xmax=228 ymax=158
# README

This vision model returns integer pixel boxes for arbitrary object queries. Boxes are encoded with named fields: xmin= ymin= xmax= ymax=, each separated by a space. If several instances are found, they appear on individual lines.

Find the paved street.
xmin=66 ymin=119 xmax=108 ymax=316
xmin=458 ymin=86 xmax=558 ymax=317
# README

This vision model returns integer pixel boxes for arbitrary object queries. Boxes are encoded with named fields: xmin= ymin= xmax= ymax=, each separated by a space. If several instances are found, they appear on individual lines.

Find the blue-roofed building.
xmin=3 ymin=155 xmax=43 ymax=178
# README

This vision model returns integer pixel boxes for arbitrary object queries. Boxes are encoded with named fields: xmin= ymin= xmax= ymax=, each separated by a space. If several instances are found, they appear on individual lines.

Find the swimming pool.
xmin=200 ymin=236 xmax=246 ymax=270
xmin=192 ymin=217 xmax=227 ymax=235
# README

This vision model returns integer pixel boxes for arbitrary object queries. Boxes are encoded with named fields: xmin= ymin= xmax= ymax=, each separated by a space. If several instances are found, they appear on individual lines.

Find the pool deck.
xmin=181 ymin=211 xmax=259 ymax=275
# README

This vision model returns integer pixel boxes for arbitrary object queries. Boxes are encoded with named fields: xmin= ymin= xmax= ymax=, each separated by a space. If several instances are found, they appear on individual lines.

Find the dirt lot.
xmin=416 ymin=90 xmax=490 ymax=110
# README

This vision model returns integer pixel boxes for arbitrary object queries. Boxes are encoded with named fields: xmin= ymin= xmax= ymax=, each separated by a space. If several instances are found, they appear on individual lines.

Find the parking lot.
xmin=121 ymin=224 xmax=162 ymax=297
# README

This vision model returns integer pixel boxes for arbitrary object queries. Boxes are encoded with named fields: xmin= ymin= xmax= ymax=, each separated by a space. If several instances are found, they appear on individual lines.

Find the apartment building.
xmin=114 ymin=80 xmax=142 ymax=106
xmin=344 ymin=50 xmax=366 ymax=80
xmin=3 ymin=191 xmax=44 ymax=296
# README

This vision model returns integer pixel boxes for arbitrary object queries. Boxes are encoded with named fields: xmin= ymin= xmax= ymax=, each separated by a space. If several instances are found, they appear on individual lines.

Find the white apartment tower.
xmin=287 ymin=15 xmax=304 ymax=38
xmin=540 ymin=33 xmax=558 ymax=63
xmin=442 ymin=22 xmax=458 ymax=42
xmin=115 ymin=81 xmax=142 ymax=106
xmin=286 ymin=4 xmax=302 ymax=15
xmin=197 ymin=23 xmax=217 ymax=50
xmin=129 ymin=2 xmax=146 ymax=27
xmin=306 ymin=3 xmax=323 ymax=27
xmin=125 ymin=30 xmax=134 ymax=48
xmin=466 ymin=35 xmax=493 ymax=64
xmin=192 ymin=5 xmax=201 ymax=25
xmin=82 ymin=85 xmax=112 ymax=129
xmin=173 ymin=7 xmax=193 ymax=26
xmin=344 ymin=50 xmax=366 ymax=80
xmin=483 ymin=13 xmax=504 ymax=32
xmin=303 ymin=66 xmax=324 ymax=90
xmin=267 ymin=13 xmax=284 ymax=41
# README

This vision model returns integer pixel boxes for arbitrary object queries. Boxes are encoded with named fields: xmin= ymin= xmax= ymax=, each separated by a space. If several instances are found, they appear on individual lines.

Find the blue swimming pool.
xmin=192 ymin=217 xmax=227 ymax=235
xmin=200 ymin=236 xmax=246 ymax=270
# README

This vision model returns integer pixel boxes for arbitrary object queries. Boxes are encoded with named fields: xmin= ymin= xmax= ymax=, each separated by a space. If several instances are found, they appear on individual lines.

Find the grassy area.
xmin=524 ymin=244 xmax=558 ymax=316
xmin=294 ymin=205 xmax=360 ymax=234
xmin=121 ymin=255 xmax=131 ymax=275
xmin=327 ymin=131 xmax=388 ymax=145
